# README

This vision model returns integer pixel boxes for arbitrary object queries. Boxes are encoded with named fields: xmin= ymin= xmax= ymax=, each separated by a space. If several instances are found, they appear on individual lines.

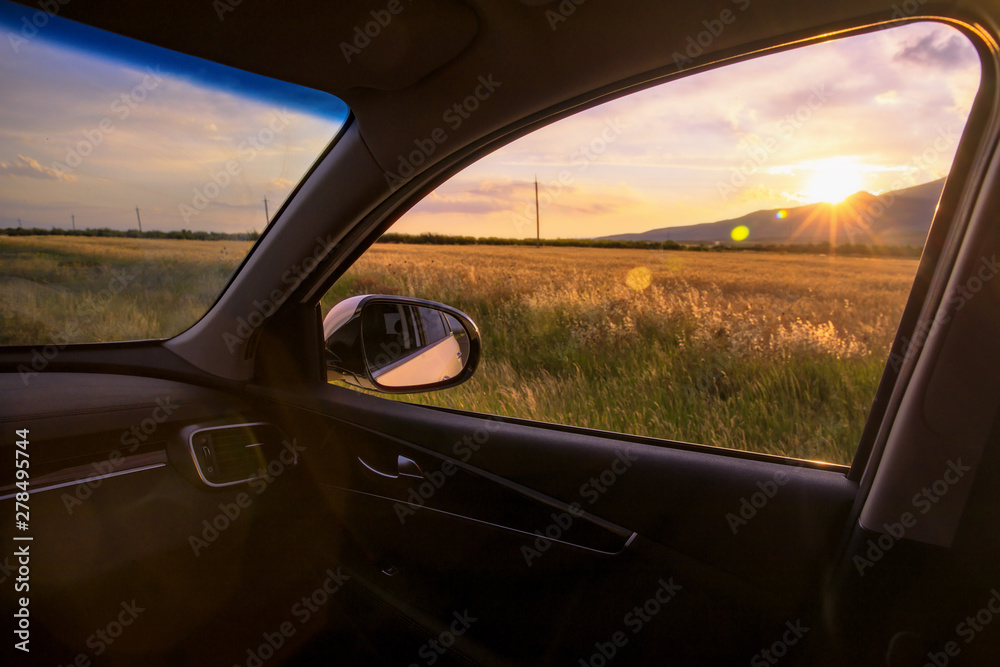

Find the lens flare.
xmin=731 ymin=225 xmax=750 ymax=242
xmin=626 ymin=266 xmax=652 ymax=291
xmin=775 ymin=209 xmax=788 ymax=219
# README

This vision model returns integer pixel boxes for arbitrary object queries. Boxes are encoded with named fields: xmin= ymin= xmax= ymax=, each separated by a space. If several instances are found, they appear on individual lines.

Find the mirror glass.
xmin=360 ymin=302 xmax=471 ymax=388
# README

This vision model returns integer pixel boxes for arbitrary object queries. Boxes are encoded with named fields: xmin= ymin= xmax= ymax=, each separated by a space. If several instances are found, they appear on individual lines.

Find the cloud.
xmin=0 ymin=154 xmax=71 ymax=181
xmin=875 ymin=90 xmax=899 ymax=105
xmin=0 ymin=38 xmax=342 ymax=232
xmin=266 ymin=176 xmax=295 ymax=191
xmin=894 ymin=33 xmax=976 ymax=69
xmin=410 ymin=178 xmax=531 ymax=216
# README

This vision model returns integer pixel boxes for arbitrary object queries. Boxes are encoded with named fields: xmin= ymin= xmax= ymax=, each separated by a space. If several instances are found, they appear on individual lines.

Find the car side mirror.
xmin=323 ymin=294 xmax=481 ymax=393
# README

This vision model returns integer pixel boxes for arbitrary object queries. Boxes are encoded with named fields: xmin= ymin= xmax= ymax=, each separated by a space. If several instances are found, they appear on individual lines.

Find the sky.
xmin=0 ymin=0 xmax=348 ymax=233
xmin=394 ymin=21 xmax=981 ymax=239
xmin=0 ymin=7 xmax=981 ymax=238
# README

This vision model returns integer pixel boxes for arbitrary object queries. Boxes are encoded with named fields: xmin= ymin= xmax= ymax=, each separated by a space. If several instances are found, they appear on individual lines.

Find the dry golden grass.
xmin=0 ymin=235 xmax=252 ymax=344
xmin=0 ymin=235 xmax=918 ymax=465
xmin=326 ymin=244 xmax=919 ymax=464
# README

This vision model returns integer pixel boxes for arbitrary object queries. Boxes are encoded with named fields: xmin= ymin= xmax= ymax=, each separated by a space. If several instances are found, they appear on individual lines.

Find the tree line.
xmin=1 ymin=227 xmax=259 ymax=241
xmin=376 ymin=233 xmax=922 ymax=257
xmin=0 ymin=227 xmax=921 ymax=257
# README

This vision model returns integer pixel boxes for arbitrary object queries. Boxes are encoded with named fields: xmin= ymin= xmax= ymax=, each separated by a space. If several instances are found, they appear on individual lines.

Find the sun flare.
xmin=803 ymin=164 xmax=866 ymax=204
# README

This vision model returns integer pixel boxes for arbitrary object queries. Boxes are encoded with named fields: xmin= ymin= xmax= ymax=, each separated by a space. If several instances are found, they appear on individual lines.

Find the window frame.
xmin=309 ymin=19 xmax=996 ymax=478
xmin=0 ymin=7 xmax=356 ymax=348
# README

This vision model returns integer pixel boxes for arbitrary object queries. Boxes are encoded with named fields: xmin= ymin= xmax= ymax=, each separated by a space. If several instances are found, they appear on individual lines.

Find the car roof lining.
xmin=18 ymin=0 xmax=990 ymax=174
xmin=17 ymin=0 xmax=481 ymax=93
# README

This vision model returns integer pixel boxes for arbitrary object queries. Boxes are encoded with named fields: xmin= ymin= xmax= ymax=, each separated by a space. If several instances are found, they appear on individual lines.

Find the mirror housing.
xmin=323 ymin=294 xmax=481 ymax=394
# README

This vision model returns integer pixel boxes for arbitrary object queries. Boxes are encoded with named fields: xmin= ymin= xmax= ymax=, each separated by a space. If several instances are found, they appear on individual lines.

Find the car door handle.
xmin=357 ymin=455 xmax=423 ymax=479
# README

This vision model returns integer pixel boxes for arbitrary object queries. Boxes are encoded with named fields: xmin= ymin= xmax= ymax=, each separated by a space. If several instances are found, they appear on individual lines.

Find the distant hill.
xmin=598 ymin=178 xmax=945 ymax=246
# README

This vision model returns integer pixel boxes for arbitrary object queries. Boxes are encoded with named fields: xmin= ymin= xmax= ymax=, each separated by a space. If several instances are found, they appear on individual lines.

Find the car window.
xmin=324 ymin=22 xmax=981 ymax=466
xmin=364 ymin=304 xmax=424 ymax=372
xmin=0 ymin=0 xmax=348 ymax=346
xmin=421 ymin=308 xmax=449 ymax=345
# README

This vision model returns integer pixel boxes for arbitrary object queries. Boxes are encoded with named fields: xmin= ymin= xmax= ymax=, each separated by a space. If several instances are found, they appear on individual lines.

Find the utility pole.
xmin=17 ymin=218 xmax=22 ymax=229
xmin=264 ymin=197 xmax=270 ymax=224
xmin=135 ymin=206 xmax=142 ymax=233
xmin=534 ymin=175 xmax=540 ymax=248
xmin=71 ymin=214 xmax=75 ymax=231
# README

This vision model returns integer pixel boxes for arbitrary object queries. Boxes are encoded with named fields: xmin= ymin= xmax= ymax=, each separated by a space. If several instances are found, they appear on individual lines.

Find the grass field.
xmin=0 ymin=236 xmax=918 ymax=465
xmin=0 ymin=235 xmax=252 ymax=344
xmin=323 ymin=245 xmax=918 ymax=465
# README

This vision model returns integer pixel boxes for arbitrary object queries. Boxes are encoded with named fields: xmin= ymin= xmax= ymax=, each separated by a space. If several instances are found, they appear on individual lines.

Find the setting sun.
xmin=802 ymin=164 xmax=866 ymax=204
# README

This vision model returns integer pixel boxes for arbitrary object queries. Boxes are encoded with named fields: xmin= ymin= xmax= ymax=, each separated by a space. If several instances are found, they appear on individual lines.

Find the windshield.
xmin=0 ymin=0 xmax=349 ymax=346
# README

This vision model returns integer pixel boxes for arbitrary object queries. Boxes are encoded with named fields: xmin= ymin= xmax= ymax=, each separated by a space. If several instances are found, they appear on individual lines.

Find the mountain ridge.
xmin=598 ymin=178 xmax=945 ymax=246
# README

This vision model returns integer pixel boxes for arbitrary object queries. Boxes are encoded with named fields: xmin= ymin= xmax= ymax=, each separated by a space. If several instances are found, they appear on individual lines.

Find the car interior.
xmin=4 ymin=0 xmax=1000 ymax=665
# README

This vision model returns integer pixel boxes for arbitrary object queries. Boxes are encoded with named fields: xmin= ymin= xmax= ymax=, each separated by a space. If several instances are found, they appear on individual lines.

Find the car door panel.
xmin=304 ymin=418 xmax=637 ymax=555
xmin=1 ymin=357 xmax=858 ymax=666
xmin=269 ymin=385 xmax=856 ymax=584
xmin=0 ymin=372 xmax=354 ymax=666
xmin=255 ymin=383 xmax=858 ymax=663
